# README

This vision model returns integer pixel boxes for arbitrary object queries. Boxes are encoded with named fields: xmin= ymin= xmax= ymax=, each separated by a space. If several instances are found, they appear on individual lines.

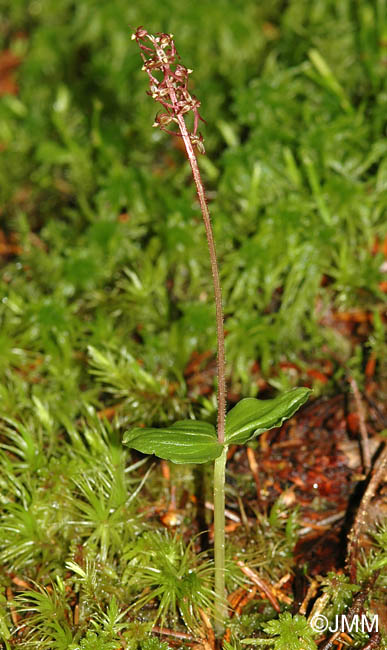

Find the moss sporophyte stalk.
xmin=124 ymin=27 xmax=311 ymax=635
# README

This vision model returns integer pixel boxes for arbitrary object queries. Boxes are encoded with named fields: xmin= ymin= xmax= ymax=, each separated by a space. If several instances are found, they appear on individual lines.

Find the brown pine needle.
xmin=11 ymin=576 xmax=32 ymax=589
xmin=198 ymin=608 xmax=215 ymax=649
xmin=6 ymin=587 xmax=19 ymax=626
xmin=246 ymin=446 xmax=264 ymax=510
xmin=236 ymin=560 xmax=281 ymax=612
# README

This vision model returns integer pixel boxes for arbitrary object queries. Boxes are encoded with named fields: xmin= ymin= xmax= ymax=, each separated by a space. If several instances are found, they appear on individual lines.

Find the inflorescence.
xmin=132 ymin=27 xmax=206 ymax=153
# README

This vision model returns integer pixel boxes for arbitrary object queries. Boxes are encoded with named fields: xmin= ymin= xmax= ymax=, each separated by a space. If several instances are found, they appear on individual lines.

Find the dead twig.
xmin=298 ymin=578 xmax=319 ymax=615
xmin=237 ymin=494 xmax=250 ymax=530
xmin=348 ymin=377 xmax=371 ymax=473
xmin=346 ymin=444 xmax=387 ymax=581
xmin=364 ymin=393 xmax=387 ymax=427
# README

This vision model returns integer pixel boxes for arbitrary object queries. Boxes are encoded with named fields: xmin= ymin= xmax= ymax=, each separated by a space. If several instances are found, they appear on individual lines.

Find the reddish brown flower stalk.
xmin=132 ymin=27 xmax=226 ymax=446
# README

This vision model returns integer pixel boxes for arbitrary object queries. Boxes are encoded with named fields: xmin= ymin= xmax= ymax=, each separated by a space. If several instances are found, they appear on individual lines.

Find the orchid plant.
xmin=124 ymin=27 xmax=311 ymax=634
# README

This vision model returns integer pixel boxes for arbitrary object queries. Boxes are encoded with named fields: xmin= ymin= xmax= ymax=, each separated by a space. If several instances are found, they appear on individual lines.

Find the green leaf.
xmin=225 ymin=388 xmax=311 ymax=445
xmin=123 ymin=420 xmax=222 ymax=464
xmin=262 ymin=612 xmax=317 ymax=650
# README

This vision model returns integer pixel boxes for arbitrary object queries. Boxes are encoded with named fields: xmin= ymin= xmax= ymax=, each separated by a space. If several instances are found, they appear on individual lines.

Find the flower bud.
xmin=195 ymin=140 xmax=205 ymax=155
xmin=191 ymin=134 xmax=205 ymax=155
xmin=157 ymin=113 xmax=173 ymax=126
xmin=159 ymin=35 xmax=171 ymax=48
xmin=175 ymin=65 xmax=188 ymax=79
xmin=132 ymin=27 xmax=148 ymax=40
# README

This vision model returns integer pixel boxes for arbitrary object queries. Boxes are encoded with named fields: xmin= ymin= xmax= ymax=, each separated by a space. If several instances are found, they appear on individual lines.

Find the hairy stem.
xmin=150 ymin=38 xmax=227 ymax=444
xmin=174 ymin=110 xmax=226 ymax=444
xmin=213 ymin=446 xmax=228 ymax=634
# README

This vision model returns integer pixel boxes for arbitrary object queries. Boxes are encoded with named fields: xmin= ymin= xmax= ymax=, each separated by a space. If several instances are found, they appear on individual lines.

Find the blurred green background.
xmin=0 ymin=0 xmax=386 ymax=424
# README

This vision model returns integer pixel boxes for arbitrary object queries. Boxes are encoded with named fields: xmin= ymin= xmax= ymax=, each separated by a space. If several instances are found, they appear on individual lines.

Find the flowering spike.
xmin=132 ymin=27 xmax=205 ymax=141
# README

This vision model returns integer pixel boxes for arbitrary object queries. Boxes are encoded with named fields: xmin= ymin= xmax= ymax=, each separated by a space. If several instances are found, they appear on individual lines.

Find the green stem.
xmin=213 ymin=445 xmax=228 ymax=635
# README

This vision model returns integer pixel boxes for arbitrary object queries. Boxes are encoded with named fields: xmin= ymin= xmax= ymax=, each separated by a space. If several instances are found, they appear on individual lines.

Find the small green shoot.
xmin=123 ymin=530 xmax=214 ymax=630
xmin=241 ymin=612 xmax=317 ymax=650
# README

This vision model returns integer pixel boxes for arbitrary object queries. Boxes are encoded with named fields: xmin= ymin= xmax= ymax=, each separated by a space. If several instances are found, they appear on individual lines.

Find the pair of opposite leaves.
xmin=123 ymin=388 xmax=311 ymax=464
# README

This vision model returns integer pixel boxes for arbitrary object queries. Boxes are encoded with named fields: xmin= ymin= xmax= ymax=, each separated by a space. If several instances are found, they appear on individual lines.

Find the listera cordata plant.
xmin=124 ymin=27 xmax=311 ymax=634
